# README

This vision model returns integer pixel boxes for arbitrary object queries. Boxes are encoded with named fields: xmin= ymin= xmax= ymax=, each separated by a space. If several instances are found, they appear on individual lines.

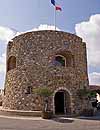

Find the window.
xmin=63 ymin=41 xmax=69 ymax=47
xmin=53 ymin=52 xmax=74 ymax=67
xmin=25 ymin=86 xmax=32 ymax=94
xmin=7 ymin=56 xmax=16 ymax=72
xmin=53 ymin=55 xmax=66 ymax=67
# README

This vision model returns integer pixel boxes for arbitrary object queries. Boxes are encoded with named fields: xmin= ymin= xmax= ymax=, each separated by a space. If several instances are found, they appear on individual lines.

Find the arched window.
xmin=7 ymin=56 xmax=16 ymax=72
xmin=53 ymin=55 xmax=66 ymax=67
xmin=53 ymin=51 xmax=74 ymax=67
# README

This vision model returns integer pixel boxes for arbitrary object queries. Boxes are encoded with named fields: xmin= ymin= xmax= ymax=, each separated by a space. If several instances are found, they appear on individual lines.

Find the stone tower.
xmin=3 ymin=30 xmax=89 ymax=115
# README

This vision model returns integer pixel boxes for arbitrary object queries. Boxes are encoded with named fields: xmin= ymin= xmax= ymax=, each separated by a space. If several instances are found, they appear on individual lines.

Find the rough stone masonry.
xmin=3 ymin=30 xmax=89 ymax=115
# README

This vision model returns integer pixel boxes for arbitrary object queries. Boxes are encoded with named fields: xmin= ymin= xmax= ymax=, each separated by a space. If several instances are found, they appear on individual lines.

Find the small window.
xmin=7 ymin=56 xmax=16 ymax=71
xmin=53 ymin=55 xmax=66 ymax=67
xmin=25 ymin=86 xmax=32 ymax=94
xmin=64 ymin=41 xmax=69 ymax=47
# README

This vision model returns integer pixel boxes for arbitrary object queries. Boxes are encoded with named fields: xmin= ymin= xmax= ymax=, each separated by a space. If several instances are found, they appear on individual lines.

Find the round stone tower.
xmin=3 ymin=30 xmax=89 ymax=115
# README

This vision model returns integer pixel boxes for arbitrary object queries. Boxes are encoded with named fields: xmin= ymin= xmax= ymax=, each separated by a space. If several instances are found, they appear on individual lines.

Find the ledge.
xmin=0 ymin=107 xmax=41 ymax=117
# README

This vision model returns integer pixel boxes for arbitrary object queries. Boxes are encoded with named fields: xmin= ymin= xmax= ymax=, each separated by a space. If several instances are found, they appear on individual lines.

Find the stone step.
xmin=0 ymin=108 xmax=41 ymax=117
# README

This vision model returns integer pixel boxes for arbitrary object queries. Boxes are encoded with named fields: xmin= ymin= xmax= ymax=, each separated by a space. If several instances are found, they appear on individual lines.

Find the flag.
xmin=51 ymin=0 xmax=55 ymax=6
xmin=56 ymin=6 xmax=62 ymax=11
xmin=51 ymin=0 xmax=62 ymax=11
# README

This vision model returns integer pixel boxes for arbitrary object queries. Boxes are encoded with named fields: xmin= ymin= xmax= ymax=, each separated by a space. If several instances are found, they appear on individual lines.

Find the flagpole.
xmin=51 ymin=0 xmax=62 ymax=31
xmin=54 ymin=7 xmax=56 ymax=31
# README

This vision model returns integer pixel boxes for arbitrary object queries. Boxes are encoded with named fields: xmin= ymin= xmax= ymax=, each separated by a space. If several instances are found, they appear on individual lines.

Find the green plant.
xmin=33 ymin=87 xmax=53 ymax=112
xmin=77 ymin=88 xmax=89 ymax=98
xmin=33 ymin=87 xmax=53 ymax=97
xmin=87 ymin=91 xmax=96 ymax=99
xmin=77 ymin=88 xmax=97 ymax=100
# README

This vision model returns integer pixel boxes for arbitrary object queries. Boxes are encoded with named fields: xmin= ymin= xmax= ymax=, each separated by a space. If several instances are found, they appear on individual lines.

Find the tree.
xmin=33 ymin=87 xmax=53 ymax=119
xmin=33 ymin=87 xmax=53 ymax=112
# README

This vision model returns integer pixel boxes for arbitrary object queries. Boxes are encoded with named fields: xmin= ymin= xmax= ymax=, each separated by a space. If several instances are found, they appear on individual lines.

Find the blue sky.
xmin=0 ymin=0 xmax=100 ymax=32
xmin=0 ymin=0 xmax=100 ymax=88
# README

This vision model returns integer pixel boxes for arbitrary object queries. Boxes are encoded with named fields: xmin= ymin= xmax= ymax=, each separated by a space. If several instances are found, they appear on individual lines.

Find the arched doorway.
xmin=54 ymin=90 xmax=71 ymax=114
xmin=55 ymin=90 xmax=64 ymax=114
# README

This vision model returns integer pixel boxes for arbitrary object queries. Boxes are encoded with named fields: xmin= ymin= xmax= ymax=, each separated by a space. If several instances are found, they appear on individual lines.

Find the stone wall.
xmin=3 ymin=30 xmax=89 ymax=115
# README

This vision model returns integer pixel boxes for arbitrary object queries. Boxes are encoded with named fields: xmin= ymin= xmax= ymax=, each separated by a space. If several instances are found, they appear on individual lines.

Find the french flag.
xmin=51 ymin=0 xmax=62 ymax=11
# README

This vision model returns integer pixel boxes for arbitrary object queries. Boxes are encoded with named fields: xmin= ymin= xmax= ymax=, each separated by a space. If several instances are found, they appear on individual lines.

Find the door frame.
xmin=53 ymin=87 xmax=72 ymax=115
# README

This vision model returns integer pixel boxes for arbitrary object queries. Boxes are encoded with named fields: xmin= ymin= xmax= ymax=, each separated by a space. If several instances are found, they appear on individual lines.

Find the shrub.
xmin=33 ymin=87 xmax=53 ymax=97
xmin=77 ymin=88 xmax=89 ymax=98
xmin=33 ymin=87 xmax=53 ymax=113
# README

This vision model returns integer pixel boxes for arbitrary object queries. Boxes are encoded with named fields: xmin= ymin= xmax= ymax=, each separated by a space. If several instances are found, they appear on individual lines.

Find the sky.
xmin=0 ymin=0 xmax=100 ymax=88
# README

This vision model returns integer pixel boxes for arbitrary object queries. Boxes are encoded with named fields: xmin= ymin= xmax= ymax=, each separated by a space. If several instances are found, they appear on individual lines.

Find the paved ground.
xmin=0 ymin=115 xmax=100 ymax=130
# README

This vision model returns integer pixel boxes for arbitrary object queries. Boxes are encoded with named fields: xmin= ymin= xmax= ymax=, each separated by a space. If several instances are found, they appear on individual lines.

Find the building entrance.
xmin=55 ymin=91 xmax=64 ymax=114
